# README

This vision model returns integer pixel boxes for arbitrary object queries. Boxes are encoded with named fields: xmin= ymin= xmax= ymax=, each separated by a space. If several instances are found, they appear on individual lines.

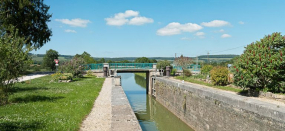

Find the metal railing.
xmin=83 ymin=63 xmax=103 ymax=70
xmin=109 ymin=63 xmax=153 ymax=69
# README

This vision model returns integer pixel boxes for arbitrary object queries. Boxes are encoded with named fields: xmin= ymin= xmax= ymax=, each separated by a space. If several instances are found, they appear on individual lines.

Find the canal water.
xmin=119 ymin=73 xmax=194 ymax=131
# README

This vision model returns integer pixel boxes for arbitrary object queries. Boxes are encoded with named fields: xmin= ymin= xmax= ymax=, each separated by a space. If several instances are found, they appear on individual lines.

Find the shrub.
xmin=183 ymin=69 xmax=192 ymax=77
xmin=86 ymin=70 xmax=93 ymax=76
xmin=233 ymin=32 xmax=285 ymax=93
xmin=201 ymin=65 xmax=213 ymax=74
xmin=59 ymin=57 xmax=85 ymax=78
xmin=210 ymin=66 xmax=229 ymax=86
xmin=171 ymin=68 xmax=177 ymax=76
xmin=33 ymin=65 xmax=41 ymax=72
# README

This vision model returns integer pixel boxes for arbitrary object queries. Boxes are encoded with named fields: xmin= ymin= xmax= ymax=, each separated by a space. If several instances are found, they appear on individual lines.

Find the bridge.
xmin=83 ymin=63 xmax=200 ymax=94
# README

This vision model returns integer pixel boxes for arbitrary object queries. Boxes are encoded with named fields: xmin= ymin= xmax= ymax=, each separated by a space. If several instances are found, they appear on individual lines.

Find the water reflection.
xmin=119 ymin=73 xmax=193 ymax=131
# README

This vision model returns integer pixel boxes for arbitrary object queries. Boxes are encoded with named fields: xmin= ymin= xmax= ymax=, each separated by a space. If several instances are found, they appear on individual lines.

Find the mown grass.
xmin=0 ymin=75 xmax=105 ymax=130
xmin=175 ymin=76 xmax=243 ymax=93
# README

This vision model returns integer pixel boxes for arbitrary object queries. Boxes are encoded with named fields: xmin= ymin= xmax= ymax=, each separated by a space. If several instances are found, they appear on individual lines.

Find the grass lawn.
xmin=175 ymin=76 xmax=243 ymax=93
xmin=0 ymin=75 xmax=105 ymax=130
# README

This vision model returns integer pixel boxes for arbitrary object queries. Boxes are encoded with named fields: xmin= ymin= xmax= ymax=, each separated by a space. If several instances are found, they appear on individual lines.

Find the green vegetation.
xmin=0 ymin=76 xmax=104 ymax=130
xmin=134 ymin=57 xmax=157 ymax=63
xmin=201 ymin=65 xmax=213 ymax=75
xmin=234 ymin=32 xmax=285 ymax=93
xmin=0 ymin=29 xmax=32 ymax=105
xmin=134 ymin=73 xmax=146 ymax=88
xmin=74 ymin=52 xmax=96 ymax=64
xmin=43 ymin=49 xmax=59 ymax=71
xmin=171 ymin=69 xmax=177 ymax=76
xmin=0 ymin=0 xmax=52 ymax=49
xmin=135 ymin=73 xmax=146 ymax=78
xmin=175 ymin=76 xmax=242 ymax=93
xmin=59 ymin=57 xmax=85 ymax=78
xmin=174 ymin=55 xmax=193 ymax=79
xmin=183 ymin=69 xmax=192 ymax=77
xmin=210 ymin=66 xmax=229 ymax=86
xmin=157 ymin=60 xmax=171 ymax=69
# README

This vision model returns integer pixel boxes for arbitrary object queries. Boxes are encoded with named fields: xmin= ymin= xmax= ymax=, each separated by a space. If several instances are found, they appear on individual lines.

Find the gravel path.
xmin=80 ymin=78 xmax=112 ymax=131
xmin=17 ymin=73 xmax=51 ymax=82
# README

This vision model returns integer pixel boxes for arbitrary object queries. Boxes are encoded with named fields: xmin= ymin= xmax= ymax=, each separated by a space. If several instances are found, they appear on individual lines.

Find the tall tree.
xmin=43 ymin=49 xmax=59 ymax=71
xmin=0 ymin=0 xmax=52 ymax=49
xmin=81 ymin=51 xmax=96 ymax=64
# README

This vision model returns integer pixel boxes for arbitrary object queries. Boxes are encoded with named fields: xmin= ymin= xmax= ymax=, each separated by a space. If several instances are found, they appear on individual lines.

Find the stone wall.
xmin=154 ymin=77 xmax=285 ymax=131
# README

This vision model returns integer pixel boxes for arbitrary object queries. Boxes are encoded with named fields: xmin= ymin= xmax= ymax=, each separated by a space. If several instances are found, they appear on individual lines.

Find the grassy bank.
xmin=0 ymin=75 xmax=104 ymax=130
xmin=175 ymin=76 xmax=243 ymax=93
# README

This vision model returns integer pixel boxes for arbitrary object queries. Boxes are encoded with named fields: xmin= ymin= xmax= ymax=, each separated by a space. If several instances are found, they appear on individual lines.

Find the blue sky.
xmin=31 ymin=0 xmax=285 ymax=57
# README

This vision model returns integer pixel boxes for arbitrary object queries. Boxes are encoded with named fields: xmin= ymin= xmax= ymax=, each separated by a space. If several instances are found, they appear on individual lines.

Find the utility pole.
xmin=196 ymin=56 xmax=198 ymax=71
xmin=207 ymin=51 xmax=210 ymax=63
xmin=175 ymin=53 xmax=176 ymax=58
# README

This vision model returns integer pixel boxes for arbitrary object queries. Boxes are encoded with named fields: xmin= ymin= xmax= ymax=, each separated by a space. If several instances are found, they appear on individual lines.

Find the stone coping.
xmin=111 ymin=78 xmax=142 ymax=131
xmin=155 ymin=77 xmax=285 ymax=123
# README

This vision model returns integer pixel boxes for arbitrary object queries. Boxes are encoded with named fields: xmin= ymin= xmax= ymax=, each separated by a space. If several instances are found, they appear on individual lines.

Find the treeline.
xmin=198 ymin=54 xmax=239 ymax=59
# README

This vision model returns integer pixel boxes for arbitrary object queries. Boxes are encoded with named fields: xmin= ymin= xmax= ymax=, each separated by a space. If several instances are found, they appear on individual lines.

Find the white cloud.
xmin=157 ymin=22 xmax=203 ymax=36
xmin=129 ymin=17 xmax=154 ymax=25
xmin=221 ymin=34 xmax=231 ymax=38
xmin=65 ymin=29 xmax=77 ymax=33
xmin=201 ymin=20 xmax=230 ymax=27
xmin=105 ymin=10 xmax=153 ymax=26
xmin=195 ymin=32 xmax=205 ymax=38
xmin=55 ymin=18 xmax=91 ymax=27
xmin=239 ymin=21 xmax=245 ymax=24
xmin=181 ymin=37 xmax=191 ymax=40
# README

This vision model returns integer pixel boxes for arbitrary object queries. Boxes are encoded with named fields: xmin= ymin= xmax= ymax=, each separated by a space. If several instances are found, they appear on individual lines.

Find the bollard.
xmin=166 ymin=66 xmax=170 ymax=77
xmin=103 ymin=67 xmax=108 ymax=77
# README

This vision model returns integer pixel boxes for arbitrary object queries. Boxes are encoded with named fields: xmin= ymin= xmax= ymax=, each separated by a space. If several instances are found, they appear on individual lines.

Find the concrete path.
xmin=80 ymin=78 xmax=112 ymax=131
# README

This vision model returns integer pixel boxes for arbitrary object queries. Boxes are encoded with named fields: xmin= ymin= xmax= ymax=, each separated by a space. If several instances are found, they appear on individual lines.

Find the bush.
xmin=233 ymin=32 xmax=285 ymax=93
xmin=171 ymin=68 xmax=177 ymax=76
xmin=201 ymin=65 xmax=213 ymax=74
xmin=183 ymin=69 xmax=192 ymax=77
xmin=210 ymin=66 xmax=229 ymax=86
xmin=59 ymin=57 xmax=85 ymax=78
xmin=33 ymin=65 xmax=41 ymax=72
xmin=86 ymin=70 xmax=93 ymax=76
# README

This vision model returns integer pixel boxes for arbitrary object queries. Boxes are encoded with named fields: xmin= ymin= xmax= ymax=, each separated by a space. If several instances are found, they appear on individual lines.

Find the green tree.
xmin=201 ymin=65 xmax=213 ymax=75
xmin=157 ymin=60 xmax=171 ymax=70
xmin=234 ymin=32 xmax=285 ymax=93
xmin=174 ymin=55 xmax=193 ymax=79
xmin=0 ymin=29 xmax=32 ymax=105
xmin=134 ymin=57 xmax=151 ymax=63
xmin=43 ymin=49 xmax=59 ymax=71
xmin=0 ymin=0 xmax=52 ymax=49
xmin=150 ymin=59 xmax=157 ymax=63
xmin=81 ymin=51 xmax=96 ymax=64
xmin=98 ymin=58 xmax=105 ymax=63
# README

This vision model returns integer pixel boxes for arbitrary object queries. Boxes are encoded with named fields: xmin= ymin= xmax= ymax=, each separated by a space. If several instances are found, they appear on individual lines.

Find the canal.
xmin=119 ymin=73 xmax=194 ymax=131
